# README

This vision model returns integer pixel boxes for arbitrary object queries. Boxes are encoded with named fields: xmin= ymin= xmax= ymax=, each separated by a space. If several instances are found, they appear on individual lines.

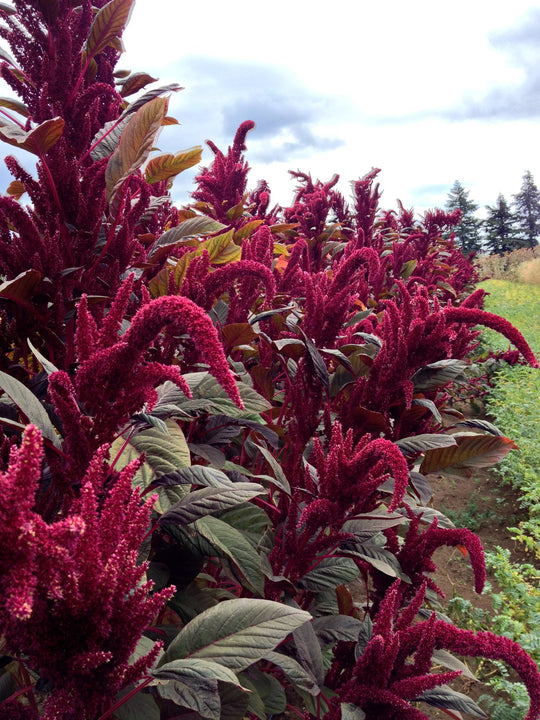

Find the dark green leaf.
xmin=131 ymin=412 xmax=169 ymax=434
xmin=396 ymin=434 xmax=456 ymax=456
xmin=300 ymin=330 xmax=329 ymax=389
xmin=191 ymin=515 xmax=265 ymax=595
xmin=264 ymin=650 xmax=320 ymax=695
xmin=354 ymin=615 xmax=373 ymax=660
xmin=218 ymin=680 xmax=250 ymax=720
xmin=162 ymin=598 xmax=311 ymax=671
xmin=252 ymin=443 xmax=291 ymax=495
xmin=412 ymin=398 xmax=442 ymax=424
xmin=249 ymin=303 xmax=296 ymax=325
xmin=343 ymin=512 xmax=406 ymax=542
xmin=217 ymin=503 xmax=271 ymax=544
xmin=343 ymin=541 xmax=409 ymax=581
xmin=153 ymin=466 xmax=234 ymax=489
xmin=292 ymin=611 xmax=325 ymax=685
xmin=27 ymin=339 xmax=59 ymax=376
xmin=299 ymin=557 xmax=359 ymax=592
xmin=409 ymin=471 xmax=433 ymax=505
xmin=129 ymin=420 xmax=190 ymax=476
xmin=431 ymin=649 xmax=477 ymax=681
xmin=344 ymin=309 xmax=373 ymax=327
xmin=320 ymin=347 xmax=354 ymax=373
xmin=188 ymin=443 xmax=226 ymax=468
xmin=184 ymin=372 xmax=272 ymax=419
xmin=412 ymin=359 xmax=468 ymax=391
xmin=0 ymin=370 xmax=61 ymax=449
xmin=456 ymin=419 xmax=504 ymax=436
xmin=341 ymin=703 xmax=366 ymax=720
xmin=416 ymin=687 xmax=488 ymax=718
xmin=312 ymin=615 xmax=363 ymax=644
xmin=113 ymin=686 xmax=159 ymax=720
xmin=411 ymin=506 xmax=456 ymax=529
xmin=159 ymin=483 xmax=266 ymax=526
xmin=238 ymin=669 xmax=286 ymax=717
xmin=149 ymin=658 xmax=247 ymax=720
xmin=354 ymin=332 xmax=383 ymax=352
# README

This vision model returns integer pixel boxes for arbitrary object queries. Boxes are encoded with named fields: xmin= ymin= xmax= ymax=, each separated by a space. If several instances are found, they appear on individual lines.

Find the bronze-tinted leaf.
xmin=226 ymin=199 xmax=245 ymax=221
xmin=412 ymin=359 xmax=468 ymax=392
xmin=121 ymin=83 xmax=182 ymax=118
xmin=420 ymin=434 xmax=518 ymax=475
xmin=400 ymin=259 xmax=417 ymax=279
xmin=222 ymin=323 xmax=258 ymax=352
xmin=90 ymin=115 xmax=130 ymax=161
xmin=0 ymin=97 xmax=29 ymax=118
xmin=0 ymin=3 xmax=16 ymax=15
xmin=0 ymin=269 xmax=41 ymax=306
xmin=147 ymin=216 xmax=227 ymax=261
xmin=6 ymin=180 xmax=26 ymax=200
xmin=118 ymin=71 xmax=158 ymax=97
xmin=233 ymin=220 xmax=263 ymax=242
xmin=82 ymin=0 xmax=135 ymax=60
xmin=24 ymin=117 xmax=65 ymax=154
xmin=0 ymin=120 xmax=28 ymax=148
xmin=145 ymin=147 xmax=202 ymax=185
xmin=0 ymin=47 xmax=16 ymax=65
xmin=105 ymin=96 xmax=167 ymax=202
xmin=0 ymin=117 xmax=65 ymax=155
xmin=199 ymin=230 xmax=242 ymax=264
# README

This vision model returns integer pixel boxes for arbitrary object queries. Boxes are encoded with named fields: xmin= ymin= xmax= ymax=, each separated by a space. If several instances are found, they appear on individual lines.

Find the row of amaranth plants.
xmin=0 ymin=1 xmax=539 ymax=719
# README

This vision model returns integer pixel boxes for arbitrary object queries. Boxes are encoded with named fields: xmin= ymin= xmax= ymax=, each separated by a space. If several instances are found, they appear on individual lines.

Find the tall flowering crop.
xmin=0 ymin=3 xmax=539 ymax=719
xmin=0 ymin=426 xmax=173 ymax=719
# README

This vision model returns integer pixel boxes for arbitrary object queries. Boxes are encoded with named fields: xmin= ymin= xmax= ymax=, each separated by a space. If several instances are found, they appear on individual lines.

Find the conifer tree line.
xmin=445 ymin=171 xmax=540 ymax=255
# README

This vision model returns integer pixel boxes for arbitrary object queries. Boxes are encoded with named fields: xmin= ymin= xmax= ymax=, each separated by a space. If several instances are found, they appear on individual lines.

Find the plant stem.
xmin=96 ymin=677 xmax=153 ymax=720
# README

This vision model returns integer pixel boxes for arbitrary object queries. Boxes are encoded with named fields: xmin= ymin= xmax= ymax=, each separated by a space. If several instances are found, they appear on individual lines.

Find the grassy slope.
xmin=473 ymin=280 xmax=540 ymax=717
xmin=479 ymin=279 xmax=540 ymax=554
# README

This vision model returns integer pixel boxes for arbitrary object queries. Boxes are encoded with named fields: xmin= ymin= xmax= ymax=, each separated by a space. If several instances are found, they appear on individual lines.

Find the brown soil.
xmin=422 ymin=466 xmax=535 ymax=719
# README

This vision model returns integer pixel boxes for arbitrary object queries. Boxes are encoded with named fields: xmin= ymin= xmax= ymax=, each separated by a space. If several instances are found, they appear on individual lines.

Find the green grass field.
xmin=479 ymin=279 xmax=540 ymax=553
xmin=480 ymin=279 xmax=540 ymax=355
xmin=469 ymin=279 xmax=540 ymax=718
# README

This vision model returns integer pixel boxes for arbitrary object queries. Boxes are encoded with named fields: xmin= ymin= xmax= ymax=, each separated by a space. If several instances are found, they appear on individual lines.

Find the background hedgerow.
xmin=0 ymin=2 xmax=539 ymax=720
xmin=475 ymin=246 xmax=540 ymax=284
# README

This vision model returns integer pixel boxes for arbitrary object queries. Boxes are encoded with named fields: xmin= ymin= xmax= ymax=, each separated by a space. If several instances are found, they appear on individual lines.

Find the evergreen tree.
xmin=445 ymin=181 xmax=483 ymax=254
xmin=484 ymin=194 xmax=519 ymax=255
xmin=512 ymin=170 xmax=540 ymax=248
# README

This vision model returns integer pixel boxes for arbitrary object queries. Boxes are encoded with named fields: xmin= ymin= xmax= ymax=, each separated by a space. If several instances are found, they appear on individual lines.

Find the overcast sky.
xmin=119 ymin=0 xmax=540 ymax=217
xmin=1 ymin=0 xmax=539 ymax=218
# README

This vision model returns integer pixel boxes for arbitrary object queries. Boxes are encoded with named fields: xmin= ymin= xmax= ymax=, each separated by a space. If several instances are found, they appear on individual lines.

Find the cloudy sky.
xmin=0 ymin=0 xmax=538 ymax=218
xmin=118 ymin=0 xmax=540 ymax=217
